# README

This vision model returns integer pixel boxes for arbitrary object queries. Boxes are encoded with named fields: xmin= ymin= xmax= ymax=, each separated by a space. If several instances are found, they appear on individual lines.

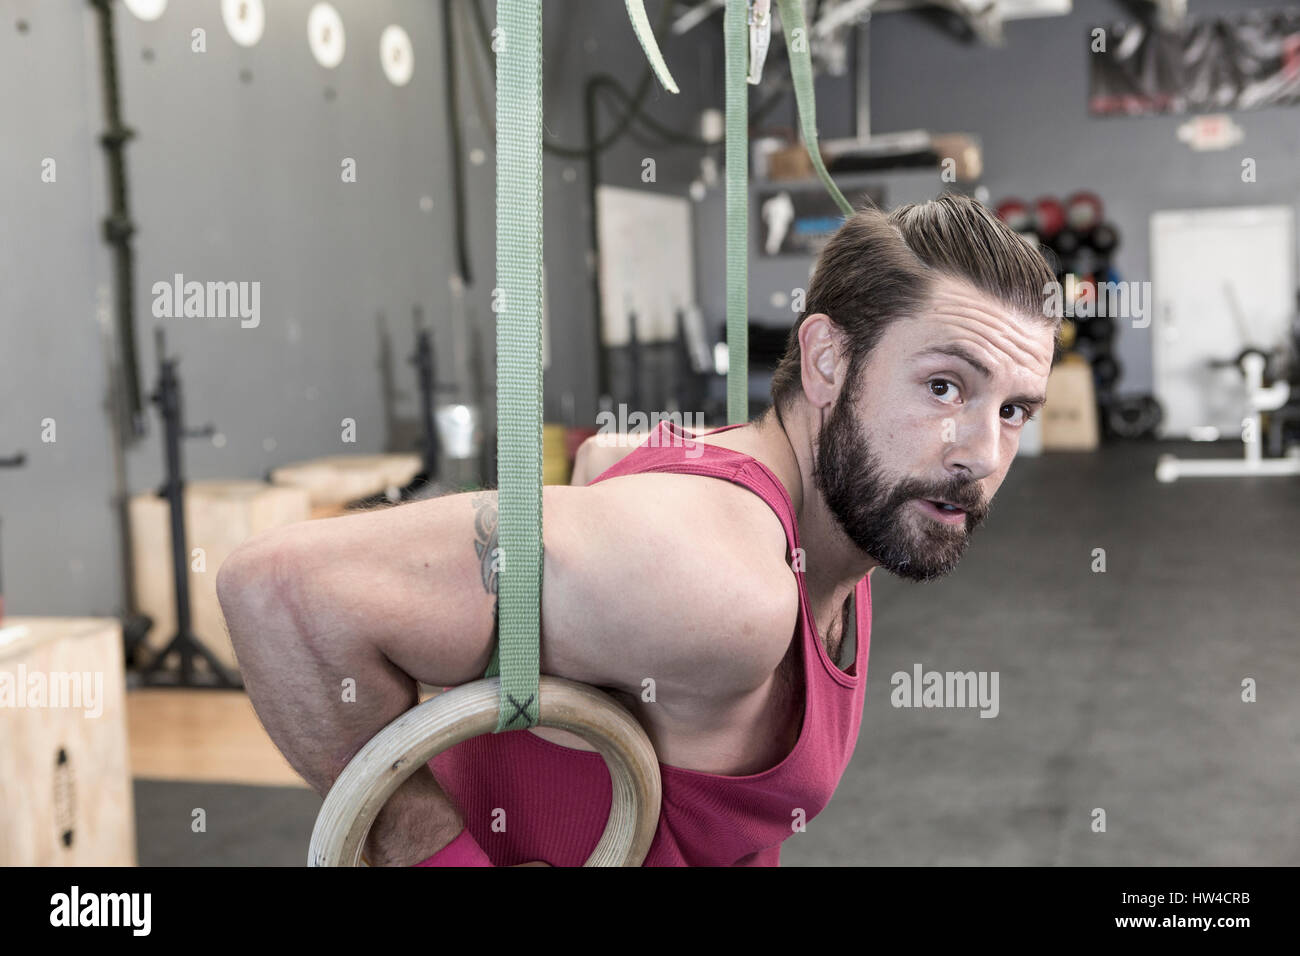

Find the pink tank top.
xmin=428 ymin=420 xmax=870 ymax=866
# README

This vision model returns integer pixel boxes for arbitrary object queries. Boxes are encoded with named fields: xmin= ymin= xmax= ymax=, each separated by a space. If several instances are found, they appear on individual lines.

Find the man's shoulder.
xmin=582 ymin=467 xmax=791 ymax=577
xmin=582 ymin=476 xmax=800 ymax=691
xmin=543 ymin=475 xmax=799 ymax=697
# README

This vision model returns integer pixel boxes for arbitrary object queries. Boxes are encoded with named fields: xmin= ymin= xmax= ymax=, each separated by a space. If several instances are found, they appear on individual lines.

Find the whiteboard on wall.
xmin=1150 ymin=206 xmax=1295 ymax=437
xmin=596 ymin=186 xmax=695 ymax=346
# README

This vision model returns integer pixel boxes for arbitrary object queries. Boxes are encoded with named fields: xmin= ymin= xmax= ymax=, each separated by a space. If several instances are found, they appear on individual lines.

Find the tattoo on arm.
xmin=471 ymin=494 xmax=499 ymax=632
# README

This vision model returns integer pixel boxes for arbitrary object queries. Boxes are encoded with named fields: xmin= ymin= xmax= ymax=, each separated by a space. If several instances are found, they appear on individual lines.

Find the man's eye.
xmin=1002 ymin=404 xmax=1033 ymax=425
xmin=929 ymin=379 xmax=959 ymax=403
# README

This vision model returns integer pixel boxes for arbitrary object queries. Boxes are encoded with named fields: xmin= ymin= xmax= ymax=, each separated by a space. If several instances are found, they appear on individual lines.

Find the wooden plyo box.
xmin=1042 ymin=356 xmax=1100 ymax=451
xmin=271 ymin=454 xmax=423 ymax=517
xmin=0 ymin=617 xmax=135 ymax=866
xmin=130 ymin=480 xmax=311 ymax=673
xmin=765 ymin=142 xmax=816 ymax=181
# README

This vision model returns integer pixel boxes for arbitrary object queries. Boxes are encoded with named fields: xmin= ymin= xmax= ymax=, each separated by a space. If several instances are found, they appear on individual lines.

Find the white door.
xmin=1150 ymin=206 xmax=1294 ymax=438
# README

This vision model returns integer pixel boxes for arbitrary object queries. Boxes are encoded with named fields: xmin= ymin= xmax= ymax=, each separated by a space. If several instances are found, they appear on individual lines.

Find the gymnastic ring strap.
xmin=725 ymin=0 xmax=851 ymax=425
xmin=775 ymin=0 xmax=853 ymax=220
xmin=486 ymin=0 xmax=687 ymax=730
xmin=489 ymin=0 xmax=544 ymax=731
xmin=486 ymin=0 xmax=849 ymax=724
xmin=624 ymin=0 xmax=680 ymax=94
xmin=308 ymin=678 xmax=662 ymax=866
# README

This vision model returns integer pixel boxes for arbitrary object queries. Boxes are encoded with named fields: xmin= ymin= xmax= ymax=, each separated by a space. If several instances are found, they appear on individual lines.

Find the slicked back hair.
xmin=768 ymin=192 xmax=1058 ymax=413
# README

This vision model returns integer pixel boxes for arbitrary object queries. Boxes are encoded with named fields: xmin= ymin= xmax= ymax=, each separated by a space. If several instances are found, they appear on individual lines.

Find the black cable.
xmin=585 ymin=77 xmax=607 ymax=397
xmin=459 ymin=0 xmax=497 ymax=141
xmin=577 ymin=11 xmax=795 ymax=399
xmin=462 ymin=0 xmax=662 ymax=156
xmin=457 ymin=0 xmax=495 ymax=146
xmin=462 ymin=0 xmax=788 ymax=158
xmin=458 ymin=0 xmax=800 ymax=401
xmin=443 ymin=0 xmax=473 ymax=285
xmin=587 ymin=73 xmax=791 ymax=150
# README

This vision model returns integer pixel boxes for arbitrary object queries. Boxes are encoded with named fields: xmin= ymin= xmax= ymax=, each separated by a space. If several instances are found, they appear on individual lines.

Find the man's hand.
xmin=362 ymin=767 xmax=465 ymax=867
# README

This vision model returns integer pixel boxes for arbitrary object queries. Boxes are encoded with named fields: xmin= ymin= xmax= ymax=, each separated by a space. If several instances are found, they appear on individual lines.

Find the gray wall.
xmin=4 ymin=0 xmax=1296 ymax=619
xmin=728 ymin=0 xmax=1300 ymax=400
xmin=0 ymin=1 xmax=119 ymax=618
xmin=0 ymin=0 xmax=711 ymax=618
xmin=858 ymin=0 xmax=1300 ymax=394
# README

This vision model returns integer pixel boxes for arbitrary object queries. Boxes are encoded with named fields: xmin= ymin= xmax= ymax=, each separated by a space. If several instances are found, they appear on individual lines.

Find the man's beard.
xmin=812 ymin=388 xmax=990 ymax=582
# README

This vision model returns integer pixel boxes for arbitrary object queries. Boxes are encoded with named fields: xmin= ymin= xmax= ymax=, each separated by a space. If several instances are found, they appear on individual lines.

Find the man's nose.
xmin=944 ymin=410 xmax=1002 ymax=481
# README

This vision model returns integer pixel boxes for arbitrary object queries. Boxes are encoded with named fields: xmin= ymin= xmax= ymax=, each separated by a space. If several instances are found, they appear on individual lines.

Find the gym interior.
xmin=2 ymin=0 xmax=1298 ymax=869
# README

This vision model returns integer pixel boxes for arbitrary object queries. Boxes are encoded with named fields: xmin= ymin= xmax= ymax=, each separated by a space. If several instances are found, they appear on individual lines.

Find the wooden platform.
xmin=126 ymin=688 xmax=309 ymax=789
xmin=126 ymin=685 xmax=446 ymax=789
xmin=271 ymin=453 xmax=422 ymax=507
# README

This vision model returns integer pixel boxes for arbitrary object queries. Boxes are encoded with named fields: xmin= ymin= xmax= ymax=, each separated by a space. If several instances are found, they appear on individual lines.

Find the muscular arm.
xmin=217 ymin=492 xmax=504 ymax=865
xmin=217 ymin=478 xmax=791 ymax=865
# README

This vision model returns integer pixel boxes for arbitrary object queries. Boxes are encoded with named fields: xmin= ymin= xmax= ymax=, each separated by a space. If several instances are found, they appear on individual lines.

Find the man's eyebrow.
xmin=915 ymin=343 xmax=992 ymax=377
xmin=915 ymin=343 xmax=1047 ymax=408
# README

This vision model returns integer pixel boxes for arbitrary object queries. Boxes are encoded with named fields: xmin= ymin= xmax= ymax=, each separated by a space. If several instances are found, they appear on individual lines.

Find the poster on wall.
xmin=596 ymin=186 xmax=694 ymax=347
xmin=758 ymin=185 xmax=884 ymax=258
xmin=1089 ymin=10 xmax=1300 ymax=116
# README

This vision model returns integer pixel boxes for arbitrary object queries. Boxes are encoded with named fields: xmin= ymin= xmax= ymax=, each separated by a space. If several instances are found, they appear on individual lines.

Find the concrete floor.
xmin=134 ymin=440 xmax=1300 ymax=865
xmin=135 ymin=780 xmax=319 ymax=867
xmin=785 ymin=439 xmax=1300 ymax=866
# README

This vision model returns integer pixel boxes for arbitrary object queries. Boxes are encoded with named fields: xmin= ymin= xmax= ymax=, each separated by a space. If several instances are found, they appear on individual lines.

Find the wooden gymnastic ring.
xmin=308 ymin=676 xmax=662 ymax=867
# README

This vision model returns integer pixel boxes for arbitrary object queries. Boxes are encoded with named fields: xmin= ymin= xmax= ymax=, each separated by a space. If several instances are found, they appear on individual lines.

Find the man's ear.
xmin=798 ymin=314 xmax=848 ymax=410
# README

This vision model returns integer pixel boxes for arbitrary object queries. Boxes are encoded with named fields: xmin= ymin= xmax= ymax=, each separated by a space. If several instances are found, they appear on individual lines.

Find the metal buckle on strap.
xmin=747 ymin=0 xmax=772 ymax=85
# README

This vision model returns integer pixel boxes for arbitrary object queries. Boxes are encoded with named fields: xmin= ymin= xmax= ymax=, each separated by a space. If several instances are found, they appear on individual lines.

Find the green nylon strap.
xmin=485 ymin=1 xmax=677 ymax=728
xmin=624 ymin=0 xmax=679 ymax=94
xmin=484 ymin=1 xmax=846 ymax=724
xmin=726 ymin=1 xmax=851 ymax=425
xmin=775 ymin=0 xmax=853 ymax=218
xmin=488 ymin=0 xmax=543 ymax=733
xmin=725 ymin=0 xmax=749 ymax=425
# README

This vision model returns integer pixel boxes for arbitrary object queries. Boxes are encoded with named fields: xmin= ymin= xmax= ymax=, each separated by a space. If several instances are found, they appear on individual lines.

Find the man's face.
xmin=813 ymin=277 xmax=1055 ymax=581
